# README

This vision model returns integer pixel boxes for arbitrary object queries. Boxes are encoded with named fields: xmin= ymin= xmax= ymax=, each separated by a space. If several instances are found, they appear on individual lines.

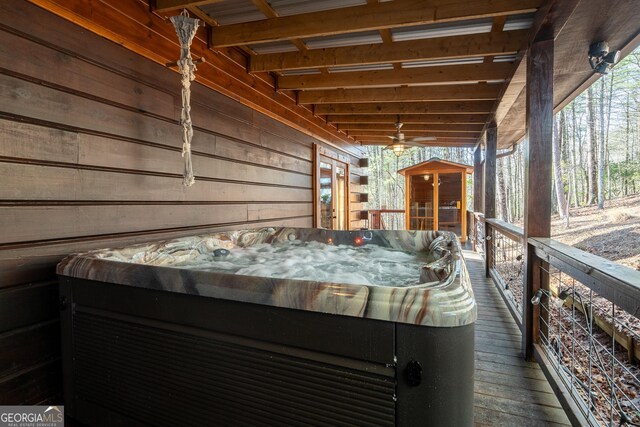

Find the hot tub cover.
xmin=57 ymin=228 xmax=476 ymax=327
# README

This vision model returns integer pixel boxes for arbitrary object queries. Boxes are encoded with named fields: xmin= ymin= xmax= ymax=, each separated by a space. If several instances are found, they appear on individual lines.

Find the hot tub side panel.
xmin=60 ymin=277 xmax=474 ymax=426
xmin=396 ymin=323 xmax=475 ymax=426
xmin=59 ymin=277 xmax=397 ymax=427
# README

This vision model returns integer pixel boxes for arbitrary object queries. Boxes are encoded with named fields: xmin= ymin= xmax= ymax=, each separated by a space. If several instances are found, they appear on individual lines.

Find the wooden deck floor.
xmin=463 ymin=250 xmax=572 ymax=426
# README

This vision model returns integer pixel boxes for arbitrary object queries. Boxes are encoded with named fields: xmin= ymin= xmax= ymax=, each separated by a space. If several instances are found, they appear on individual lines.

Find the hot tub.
xmin=57 ymin=227 xmax=476 ymax=427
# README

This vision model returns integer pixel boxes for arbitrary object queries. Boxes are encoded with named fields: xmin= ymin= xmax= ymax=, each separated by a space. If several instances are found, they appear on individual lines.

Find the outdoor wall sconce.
xmin=588 ymin=41 xmax=621 ymax=74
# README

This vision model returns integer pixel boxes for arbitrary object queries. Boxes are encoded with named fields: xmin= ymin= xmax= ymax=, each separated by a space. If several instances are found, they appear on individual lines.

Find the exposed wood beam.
xmin=337 ymin=123 xmax=484 ymax=132
xmin=348 ymin=131 xmax=479 ymax=139
xmin=210 ymin=0 xmax=541 ymax=47
xmin=251 ymin=30 xmax=528 ymax=72
xmin=326 ymin=114 xmax=488 ymax=124
xmin=26 ymin=0 xmax=361 ymax=155
xmin=299 ymin=84 xmax=501 ymax=104
xmin=251 ymin=0 xmax=277 ymax=18
xmin=359 ymin=140 xmax=477 ymax=148
xmin=483 ymin=0 xmax=582 ymax=148
xmin=250 ymin=0 xmax=315 ymax=79
xmin=315 ymin=101 xmax=493 ymax=115
xmin=278 ymin=63 xmax=514 ymax=90
xmin=153 ymin=0 xmax=223 ymax=13
xmin=351 ymin=135 xmax=478 ymax=144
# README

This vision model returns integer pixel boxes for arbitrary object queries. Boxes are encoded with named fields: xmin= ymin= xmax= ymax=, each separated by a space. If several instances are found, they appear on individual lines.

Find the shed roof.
xmin=397 ymin=158 xmax=474 ymax=176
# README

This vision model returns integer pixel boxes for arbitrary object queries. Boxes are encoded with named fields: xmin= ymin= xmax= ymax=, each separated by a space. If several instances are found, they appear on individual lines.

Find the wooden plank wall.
xmin=0 ymin=2 xmax=365 ymax=404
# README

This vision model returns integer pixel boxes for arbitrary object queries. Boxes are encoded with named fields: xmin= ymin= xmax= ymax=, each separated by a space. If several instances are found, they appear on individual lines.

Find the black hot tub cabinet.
xmin=57 ymin=227 xmax=476 ymax=427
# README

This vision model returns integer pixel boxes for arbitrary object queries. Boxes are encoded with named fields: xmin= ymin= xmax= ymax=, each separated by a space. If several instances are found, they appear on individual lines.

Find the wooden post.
xmin=473 ymin=146 xmax=483 ymax=213
xmin=523 ymin=39 xmax=553 ymax=361
xmin=484 ymin=124 xmax=497 ymax=277
xmin=473 ymin=146 xmax=483 ymax=252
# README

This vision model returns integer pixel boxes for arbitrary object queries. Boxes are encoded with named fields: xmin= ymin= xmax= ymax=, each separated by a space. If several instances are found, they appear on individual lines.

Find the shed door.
xmin=437 ymin=172 xmax=463 ymax=236
xmin=409 ymin=173 xmax=435 ymax=231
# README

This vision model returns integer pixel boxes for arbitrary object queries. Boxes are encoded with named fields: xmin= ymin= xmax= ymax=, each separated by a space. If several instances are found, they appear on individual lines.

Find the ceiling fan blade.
xmin=401 ymin=141 xmax=429 ymax=148
xmin=408 ymin=136 xmax=437 ymax=142
xmin=387 ymin=135 xmax=396 ymax=139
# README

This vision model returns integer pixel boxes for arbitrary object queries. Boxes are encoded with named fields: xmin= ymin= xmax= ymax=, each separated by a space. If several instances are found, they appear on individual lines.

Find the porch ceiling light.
xmin=392 ymin=144 xmax=405 ymax=156
xmin=588 ymin=41 xmax=621 ymax=74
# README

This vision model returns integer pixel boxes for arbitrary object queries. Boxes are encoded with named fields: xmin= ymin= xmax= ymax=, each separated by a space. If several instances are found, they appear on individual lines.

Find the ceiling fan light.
xmin=392 ymin=145 xmax=405 ymax=156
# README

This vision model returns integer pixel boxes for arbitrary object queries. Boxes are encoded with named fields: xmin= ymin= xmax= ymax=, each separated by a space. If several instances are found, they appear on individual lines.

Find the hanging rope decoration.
xmin=170 ymin=10 xmax=200 ymax=187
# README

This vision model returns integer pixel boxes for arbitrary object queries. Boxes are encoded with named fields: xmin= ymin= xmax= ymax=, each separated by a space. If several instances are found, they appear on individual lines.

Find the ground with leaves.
xmin=549 ymin=194 xmax=640 ymax=271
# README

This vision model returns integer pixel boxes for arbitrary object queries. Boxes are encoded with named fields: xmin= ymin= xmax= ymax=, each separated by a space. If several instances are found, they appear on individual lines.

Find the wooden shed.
xmin=398 ymin=158 xmax=473 ymax=241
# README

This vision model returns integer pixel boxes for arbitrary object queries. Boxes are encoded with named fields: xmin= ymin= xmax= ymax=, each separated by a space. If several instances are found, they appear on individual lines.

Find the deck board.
xmin=464 ymin=250 xmax=572 ymax=426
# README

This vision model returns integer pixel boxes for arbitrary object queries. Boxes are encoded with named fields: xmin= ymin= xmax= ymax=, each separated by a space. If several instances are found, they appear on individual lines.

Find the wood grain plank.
xmin=0 ymin=119 xmax=312 ymax=188
xmin=474 ymin=406 xmax=568 ymax=427
xmin=0 ymin=359 xmax=61 ymax=405
xmin=0 ymin=28 xmax=176 ymax=119
xmin=247 ymin=203 xmax=311 ymax=222
xmin=0 ymin=74 xmax=314 ymax=162
xmin=0 ymin=282 xmax=58 ymax=333
xmin=0 ymin=204 xmax=254 ymax=244
xmin=0 ymin=320 xmax=60 ymax=377
xmin=475 ymin=393 xmax=570 ymax=424
xmin=0 ymin=217 xmax=312 ymax=288
xmin=475 ymin=380 xmax=561 ymax=407
xmin=0 ymin=163 xmax=312 ymax=203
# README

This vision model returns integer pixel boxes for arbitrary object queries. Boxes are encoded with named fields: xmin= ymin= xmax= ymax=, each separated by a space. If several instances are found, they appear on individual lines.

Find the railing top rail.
xmin=530 ymin=237 xmax=640 ymax=320
xmin=486 ymin=218 xmax=524 ymax=243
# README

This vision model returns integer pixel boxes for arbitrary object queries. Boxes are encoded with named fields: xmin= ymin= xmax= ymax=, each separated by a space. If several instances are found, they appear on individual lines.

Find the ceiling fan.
xmin=384 ymin=120 xmax=437 ymax=156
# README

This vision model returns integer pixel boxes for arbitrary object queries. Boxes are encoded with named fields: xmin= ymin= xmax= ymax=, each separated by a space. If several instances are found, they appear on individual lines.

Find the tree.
xmin=587 ymin=86 xmax=598 ymax=205
xmin=553 ymin=112 xmax=569 ymax=224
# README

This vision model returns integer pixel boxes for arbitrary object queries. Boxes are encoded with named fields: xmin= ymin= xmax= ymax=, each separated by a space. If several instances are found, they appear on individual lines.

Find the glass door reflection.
xmin=319 ymin=161 xmax=333 ymax=229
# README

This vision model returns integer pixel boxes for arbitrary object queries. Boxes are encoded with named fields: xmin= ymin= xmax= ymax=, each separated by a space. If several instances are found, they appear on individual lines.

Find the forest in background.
xmin=365 ymin=47 xmax=640 ymax=229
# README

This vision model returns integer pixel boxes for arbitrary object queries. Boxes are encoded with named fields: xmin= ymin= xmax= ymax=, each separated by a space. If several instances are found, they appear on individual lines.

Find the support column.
xmin=523 ymin=39 xmax=554 ymax=361
xmin=484 ymin=124 xmax=497 ymax=277
xmin=473 ymin=146 xmax=483 ymax=213
xmin=472 ymin=146 xmax=483 ymax=251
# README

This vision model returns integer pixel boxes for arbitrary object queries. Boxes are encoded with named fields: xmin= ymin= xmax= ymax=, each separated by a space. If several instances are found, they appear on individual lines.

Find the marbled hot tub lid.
xmin=57 ymin=227 xmax=476 ymax=327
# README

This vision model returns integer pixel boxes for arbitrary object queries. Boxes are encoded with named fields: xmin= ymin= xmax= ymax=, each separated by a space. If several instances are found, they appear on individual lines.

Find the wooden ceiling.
xmin=150 ymin=0 xmax=545 ymax=149
xmin=36 ymin=0 xmax=640 ymax=151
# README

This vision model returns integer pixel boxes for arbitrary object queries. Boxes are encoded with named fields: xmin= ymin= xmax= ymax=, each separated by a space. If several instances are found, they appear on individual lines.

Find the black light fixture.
xmin=588 ymin=41 xmax=621 ymax=74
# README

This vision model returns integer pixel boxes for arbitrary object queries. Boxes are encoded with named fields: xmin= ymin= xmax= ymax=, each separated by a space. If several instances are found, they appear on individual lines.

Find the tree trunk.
xmin=604 ymin=71 xmax=614 ymax=200
xmin=598 ymin=78 xmax=605 ymax=208
xmin=497 ymin=157 xmax=509 ymax=221
xmin=553 ymin=114 xmax=569 ymax=219
xmin=587 ymin=86 xmax=598 ymax=205
xmin=570 ymin=103 xmax=579 ymax=207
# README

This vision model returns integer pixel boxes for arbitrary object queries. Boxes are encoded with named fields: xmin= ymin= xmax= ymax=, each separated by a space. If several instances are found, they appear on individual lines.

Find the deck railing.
xmin=530 ymin=238 xmax=640 ymax=427
xmin=485 ymin=218 xmax=525 ymax=328
xmin=469 ymin=212 xmax=640 ymax=426
xmin=366 ymin=210 xmax=405 ymax=230
xmin=467 ymin=211 xmax=485 ymax=254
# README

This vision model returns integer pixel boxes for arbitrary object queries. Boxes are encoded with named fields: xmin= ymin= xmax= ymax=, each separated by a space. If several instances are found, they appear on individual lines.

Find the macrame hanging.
xmin=170 ymin=10 xmax=200 ymax=187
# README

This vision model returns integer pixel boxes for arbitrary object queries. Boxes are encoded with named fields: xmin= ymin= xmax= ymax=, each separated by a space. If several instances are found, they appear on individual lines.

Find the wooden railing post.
xmin=484 ymin=123 xmax=497 ymax=277
xmin=523 ymin=38 xmax=553 ymax=361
